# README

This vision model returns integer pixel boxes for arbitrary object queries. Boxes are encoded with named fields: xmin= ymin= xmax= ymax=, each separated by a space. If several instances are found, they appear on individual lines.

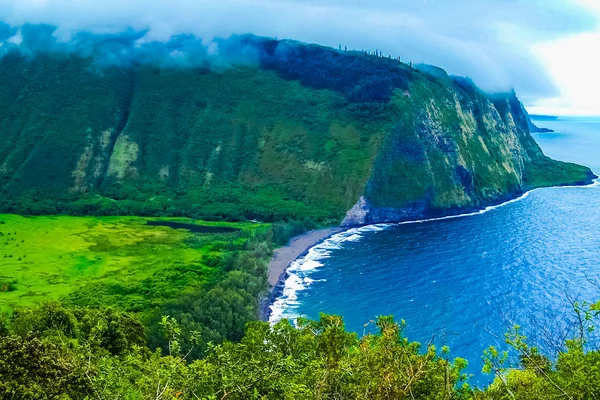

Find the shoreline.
xmin=261 ymin=227 xmax=345 ymax=321
xmin=262 ymin=177 xmax=599 ymax=322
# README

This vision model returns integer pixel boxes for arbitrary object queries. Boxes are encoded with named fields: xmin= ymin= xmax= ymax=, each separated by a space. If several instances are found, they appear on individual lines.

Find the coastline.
xmin=262 ymin=177 xmax=599 ymax=322
xmin=261 ymin=227 xmax=345 ymax=320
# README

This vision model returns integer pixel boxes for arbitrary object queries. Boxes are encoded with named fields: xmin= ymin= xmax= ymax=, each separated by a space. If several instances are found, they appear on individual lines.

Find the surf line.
xmin=394 ymin=178 xmax=599 ymax=227
xmin=268 ymin=178 xmax=600 ymax=323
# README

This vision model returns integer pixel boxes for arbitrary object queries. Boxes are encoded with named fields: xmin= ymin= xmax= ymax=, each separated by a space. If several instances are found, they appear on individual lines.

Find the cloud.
xmin=530 ymin=31 xmax=600 ymax=116
xmin=0 ymin=0 xmax=596 ymax=101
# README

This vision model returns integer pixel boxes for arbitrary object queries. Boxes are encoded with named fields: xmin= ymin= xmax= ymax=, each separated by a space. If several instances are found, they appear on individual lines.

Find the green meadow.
xmin=0 ymin=214 xmax=265 ymax=313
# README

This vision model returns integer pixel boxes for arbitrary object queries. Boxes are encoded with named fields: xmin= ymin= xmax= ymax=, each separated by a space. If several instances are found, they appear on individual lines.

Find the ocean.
xmin=270 ymin=116 xmax=600 ymax=385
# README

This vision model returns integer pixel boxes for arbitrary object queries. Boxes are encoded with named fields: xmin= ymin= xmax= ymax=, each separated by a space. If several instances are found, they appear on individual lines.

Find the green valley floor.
xmin=0 ymin=214 xmax=266 ymax=313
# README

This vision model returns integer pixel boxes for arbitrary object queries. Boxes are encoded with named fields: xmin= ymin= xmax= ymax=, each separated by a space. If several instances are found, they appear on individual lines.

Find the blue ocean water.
xmin=270 ymin=117 xmax=600 ymax=385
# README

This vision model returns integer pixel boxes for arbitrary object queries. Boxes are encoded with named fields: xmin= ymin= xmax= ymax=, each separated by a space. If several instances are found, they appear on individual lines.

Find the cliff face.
xmin=0 ymin=41 xmax=594 ymax=223
xmin=342 ymin=79 xmax=595 ymax=226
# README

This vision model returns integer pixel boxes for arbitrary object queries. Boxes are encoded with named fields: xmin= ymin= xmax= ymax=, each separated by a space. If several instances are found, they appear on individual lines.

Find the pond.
xmin=146 ymin=220 xmax=240 ymax=234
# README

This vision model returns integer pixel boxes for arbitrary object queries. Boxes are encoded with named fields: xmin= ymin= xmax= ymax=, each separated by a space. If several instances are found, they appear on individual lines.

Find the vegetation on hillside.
xmin=0 ymin=36 xmax=594 ymax=224
xmin=0 ymin=52 xmax=386 ymax=222
xmin=522 ymin=157 xmax=596 ymax=189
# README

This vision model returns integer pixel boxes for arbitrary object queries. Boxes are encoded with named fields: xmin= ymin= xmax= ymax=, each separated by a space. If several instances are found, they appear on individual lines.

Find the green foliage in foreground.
xmin=0 ymin=303 xmax=470 ymax=399
xmin=2 ymin=302 xmax=600 ymax=399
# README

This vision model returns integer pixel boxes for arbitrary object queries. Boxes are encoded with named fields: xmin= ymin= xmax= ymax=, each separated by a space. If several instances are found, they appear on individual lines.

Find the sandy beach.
xmin=268 ymin=227 xmax=345 ymax=288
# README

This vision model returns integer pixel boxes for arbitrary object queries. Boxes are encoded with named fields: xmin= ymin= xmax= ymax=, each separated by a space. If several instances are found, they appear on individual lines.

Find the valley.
xmin=0 ymin=214 xmax=264 ymax=313
xmin=0 ymin=24 xmax=598 ymax=399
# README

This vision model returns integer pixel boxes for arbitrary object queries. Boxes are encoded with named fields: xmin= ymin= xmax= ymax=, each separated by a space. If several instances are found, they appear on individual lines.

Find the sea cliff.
xmin=0 ymin=32 xmax=594 ymax=223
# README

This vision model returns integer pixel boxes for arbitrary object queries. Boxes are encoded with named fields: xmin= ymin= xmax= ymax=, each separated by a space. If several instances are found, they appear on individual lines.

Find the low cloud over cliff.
xmin=0 ymin=0 xmax=596 ymax=102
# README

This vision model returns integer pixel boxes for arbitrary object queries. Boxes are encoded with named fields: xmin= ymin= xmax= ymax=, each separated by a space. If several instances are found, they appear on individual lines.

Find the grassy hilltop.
xmin=0 ymin=37 xmax=594 ymax=224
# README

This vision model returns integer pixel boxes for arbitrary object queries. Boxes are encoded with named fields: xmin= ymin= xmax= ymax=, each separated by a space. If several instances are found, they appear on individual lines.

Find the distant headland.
xmin=529 ymin=114 xmax=560 ymax=121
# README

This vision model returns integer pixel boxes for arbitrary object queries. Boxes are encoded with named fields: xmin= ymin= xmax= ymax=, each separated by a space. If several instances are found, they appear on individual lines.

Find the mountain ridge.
xmin=0 ymin=35 xmax=595 ymax=224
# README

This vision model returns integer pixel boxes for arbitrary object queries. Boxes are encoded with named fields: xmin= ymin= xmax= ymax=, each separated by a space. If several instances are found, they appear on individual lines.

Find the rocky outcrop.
xmin=342 ymin=197 xmax=370 ymax=226
xmin=523 ymin=104 xmax=555 ymax=133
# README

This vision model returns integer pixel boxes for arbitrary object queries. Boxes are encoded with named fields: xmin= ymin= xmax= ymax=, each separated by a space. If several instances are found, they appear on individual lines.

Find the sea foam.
xmin=269 ymin=224 xmax=389 ymax=322
xmin=269 ymin=178 xmax=599 ymax=324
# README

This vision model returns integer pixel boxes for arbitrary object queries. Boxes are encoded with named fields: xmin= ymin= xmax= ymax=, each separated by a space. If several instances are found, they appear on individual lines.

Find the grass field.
xmin=0 ymin=214 xmax=265 ymax=313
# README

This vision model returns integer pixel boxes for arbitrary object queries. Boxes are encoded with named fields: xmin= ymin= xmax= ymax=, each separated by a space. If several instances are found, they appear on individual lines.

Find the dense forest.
xmin=0 ymin=28 xmax=594 ymax=224
xmin=2 ymin=301 xmax=600 ymax=399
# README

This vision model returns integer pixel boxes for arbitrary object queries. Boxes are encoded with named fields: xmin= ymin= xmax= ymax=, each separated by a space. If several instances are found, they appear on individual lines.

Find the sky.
xmin=0 ymin=0 xmax=598 ymax=115
xmin=530 ymin=0 xmax=600 ymax=116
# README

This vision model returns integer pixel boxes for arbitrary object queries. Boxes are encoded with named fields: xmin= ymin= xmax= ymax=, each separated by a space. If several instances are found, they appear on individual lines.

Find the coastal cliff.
xmin=342 ymin=79 xmax=595 ymax=226
xmin=0 ymin=34 xmax=594 ymax=222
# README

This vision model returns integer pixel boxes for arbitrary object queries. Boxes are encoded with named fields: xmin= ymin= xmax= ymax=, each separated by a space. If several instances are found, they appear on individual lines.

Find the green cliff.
xmin=0 ymin=39 xmax=594 ymax=224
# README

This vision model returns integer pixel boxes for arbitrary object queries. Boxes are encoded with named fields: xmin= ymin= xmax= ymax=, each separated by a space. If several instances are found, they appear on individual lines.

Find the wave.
xmin=268 ymin=179 xmax=600 ymax=323
xmin=397 ymin=178 xmax=599 ymax=226
xmin=269 ymin=224 xmax=389 ymax=323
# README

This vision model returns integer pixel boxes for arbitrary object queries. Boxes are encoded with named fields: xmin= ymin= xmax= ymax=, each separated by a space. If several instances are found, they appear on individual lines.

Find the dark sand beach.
xmin=261 ymin=227 xmax=344 ymax=320
xmin=268 ymin=227 xmax=345 ymax=287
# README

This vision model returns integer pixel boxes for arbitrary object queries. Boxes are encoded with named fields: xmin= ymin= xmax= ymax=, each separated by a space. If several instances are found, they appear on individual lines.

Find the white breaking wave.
xmin=394 ymin=178 xmax=600 ymax=226
xmin=268 ymin=178 xmax=600 ymax=323
xmin=269 ymin=224 xmax=389 ymax=322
